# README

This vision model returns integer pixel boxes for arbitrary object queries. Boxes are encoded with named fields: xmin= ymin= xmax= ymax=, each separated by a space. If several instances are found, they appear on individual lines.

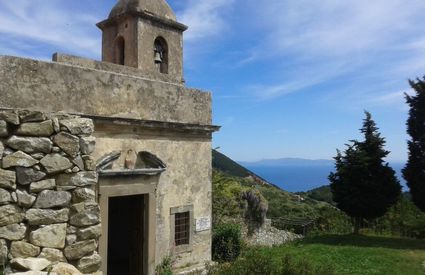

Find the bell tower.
xmin=97 ymin=0 xmax=188 ymax=83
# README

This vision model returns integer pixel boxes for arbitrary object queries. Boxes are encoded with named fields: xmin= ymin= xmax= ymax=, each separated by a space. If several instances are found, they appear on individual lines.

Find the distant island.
xmin=240 ymin=158 xmax=334 ymax=167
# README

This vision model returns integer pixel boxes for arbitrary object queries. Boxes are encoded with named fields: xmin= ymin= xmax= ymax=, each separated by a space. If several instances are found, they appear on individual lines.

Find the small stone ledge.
xmin=99 ymin=168 xmax=166 ymax=177
xmin=84 ymin=113 xmax=220 ymax=133
xmin=52 ymin=53 xmax=185 ymax=86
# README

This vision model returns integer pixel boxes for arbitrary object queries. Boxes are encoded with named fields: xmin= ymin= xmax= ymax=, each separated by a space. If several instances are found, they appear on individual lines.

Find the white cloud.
xmin=0 ymin=1 xmax=101 ymax=59
xmin=364 ymin=88 xmax=415 ymax=107
xmin=241 ymin=0 xmax=425 ymax=102
xmin=251 ymin=0 xmax=425 ymax=57
xmin=177 ymin=0 xmax=234 ymax=42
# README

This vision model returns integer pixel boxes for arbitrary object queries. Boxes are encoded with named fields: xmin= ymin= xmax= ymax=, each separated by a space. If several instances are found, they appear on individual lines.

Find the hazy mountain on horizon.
xmin=240 ymin=157 xmax=406 ymax=167
xmin=240 ymin=158 xmax=334 ymax=167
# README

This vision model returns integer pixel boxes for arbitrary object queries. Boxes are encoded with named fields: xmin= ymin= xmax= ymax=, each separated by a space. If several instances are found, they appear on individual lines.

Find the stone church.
xmin=0 ymin=0 xmax=218 ymax=274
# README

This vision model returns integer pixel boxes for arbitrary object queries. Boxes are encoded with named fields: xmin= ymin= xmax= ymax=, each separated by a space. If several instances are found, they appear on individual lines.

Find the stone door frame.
xmin=98 ymin=180 xmax=156 ymax=275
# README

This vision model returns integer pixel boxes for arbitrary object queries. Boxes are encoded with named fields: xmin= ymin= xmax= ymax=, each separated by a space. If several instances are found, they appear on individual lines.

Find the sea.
xmin=245 ymin=163 xmax=407 ymax=193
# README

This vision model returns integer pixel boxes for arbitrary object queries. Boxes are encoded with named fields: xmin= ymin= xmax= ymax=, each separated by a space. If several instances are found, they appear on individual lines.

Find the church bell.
xmin=154 ymin=51 xmax=163 ymax=63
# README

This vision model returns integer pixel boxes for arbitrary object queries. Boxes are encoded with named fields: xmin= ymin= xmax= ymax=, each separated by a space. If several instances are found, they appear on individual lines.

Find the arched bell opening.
xmin=154 ymin=37 xmax=168 ymax=74
xmin=115 ymin=36 xmax=125 ymax=65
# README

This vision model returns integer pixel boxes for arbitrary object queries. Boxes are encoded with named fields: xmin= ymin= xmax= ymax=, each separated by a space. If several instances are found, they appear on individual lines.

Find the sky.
xmin=0 ymin=0 xmax=424 ymax=163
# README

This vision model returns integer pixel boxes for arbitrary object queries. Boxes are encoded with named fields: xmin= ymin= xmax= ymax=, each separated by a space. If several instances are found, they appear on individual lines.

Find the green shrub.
xmin=156 ymin=256 xmax=173 ymax=275
xmin=208 ymin=249 xmax=334 ymax=275
xmin=212 ymin=223 xmax=242 ymax=262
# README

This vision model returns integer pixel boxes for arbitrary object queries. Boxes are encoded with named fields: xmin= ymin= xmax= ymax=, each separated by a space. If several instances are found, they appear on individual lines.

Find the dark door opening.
xmin=108 ymin=194 xmax=145 ymax=275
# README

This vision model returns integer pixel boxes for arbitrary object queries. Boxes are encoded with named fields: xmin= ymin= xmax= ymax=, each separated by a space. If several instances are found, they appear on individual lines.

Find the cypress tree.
xmin=329 ymin=112 xmax=401 ymax=234
xmin=403 ymin=78 xmax=425 ymax=212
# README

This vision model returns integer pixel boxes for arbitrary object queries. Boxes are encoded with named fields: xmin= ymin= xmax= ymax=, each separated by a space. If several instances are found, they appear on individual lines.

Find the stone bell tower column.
xmin=97 ymin=0 xmax=188 ymax=84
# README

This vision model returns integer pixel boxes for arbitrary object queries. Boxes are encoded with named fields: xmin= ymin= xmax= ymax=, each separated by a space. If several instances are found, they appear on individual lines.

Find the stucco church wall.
xmin=0 ymin=55 xmax=211 ymax=126
xmin=92 ymin=127 xmax=212 ymax=271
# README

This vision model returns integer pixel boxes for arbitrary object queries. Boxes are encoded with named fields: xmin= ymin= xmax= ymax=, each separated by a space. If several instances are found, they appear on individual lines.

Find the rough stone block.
xmin=6 ymin=136 xmax=53 ymax=154
xmin=38 ymin=248 xmax=67 ymax=263
xmin=40 ymin=154 xmax=73 ymax=174
xmin=0 ymin=239 xmax=7 ymax=264
xmin=60 ymin=118 xmax=94 ymax=135
xmin=69 ymin=202 xmax=100 ymax=227
xmin=29 ymin=179 xmax=56 ymax=193
xmin=66 ymin=234 xmax=77 ymax=246
xmin=29 ymin=223 xmax=67 ymax=249
xmin=0 ymin=111 xmax=19 ymax=125
xmin=16 ymin=167 xmax=46 ymax=185
xmin=67 ymin=226 xmax=77 ymax=235
xmin=0 ymin=188 xmax=12 ymax=205
xmin=33 ymin=190 xmax=71 ymax=209
xmin=0 ymin=205 xmax=25 ymax=226
xmin=19 ymin=110 xmax=46 ymax=123
xmin=72 ymin=156 xmax=85 ymax=171
xmin=2 ymin=151 xmax=38 ymax=169
xmin=31 ymin=153 xmax=45 ymax=160
xmin=9 ymin=271 xmax=58 ymax=275
xmin=52 ymin=262 xmax=82 ymax=275
xmin=10 ymin=241 xmax=41 ymax=259
xmin=76 ymin=252 xmax=101 ymax=273
xmin=10 ymin=257 xmax=51 ymax=271
xmin=0 ymin=141 xmax=4 ymax=159
xmin=16 ymin=120 xmax=54 ymax=137
xmin=82 ymin=155 xmax=96 ymax=171
xmin=0 ymin=169 xmax=16 ymax=190
xmin=57 ymin=172 xmax=97 ymax=188
xmin=0 ymin=224 xmax=27 ymax=241
xmin=26 ymin=208 xmax=69 ymax=225
xmin=72 ymin=188 xmax=95 ymax=203
xmin=77 ymin=224 xmax=101 ymax=241
xmin=63 ymin=239 xmax=97 ymax=260
xmin=49 ymin=117 xmax=59 ymax=133
xmin=53 ymin=132 xmax=80 ymax=157
xmin=0 ymin=120 xmax=8 ymax=137
xmin=16 ymin=190 xmax=36 ymax=208
xmin=79 ymin=136 xmax=96 ymax=155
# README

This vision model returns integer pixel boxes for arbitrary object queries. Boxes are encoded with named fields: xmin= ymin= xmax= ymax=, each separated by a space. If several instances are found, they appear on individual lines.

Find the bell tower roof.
xmin=109 ymin=0 xmax=176 ymax=21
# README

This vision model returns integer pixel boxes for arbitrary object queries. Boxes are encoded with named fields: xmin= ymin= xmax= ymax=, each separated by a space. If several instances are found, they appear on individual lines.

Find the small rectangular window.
xmin=175 ymin=212 xmax=190 ymax=246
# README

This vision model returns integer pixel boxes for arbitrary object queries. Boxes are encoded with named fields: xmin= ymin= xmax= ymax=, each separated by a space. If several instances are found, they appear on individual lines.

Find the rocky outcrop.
xmin=244 ymin=219 xmax=302 ymax=247
xmin=0 ymin=110 xmax=101 ymax=274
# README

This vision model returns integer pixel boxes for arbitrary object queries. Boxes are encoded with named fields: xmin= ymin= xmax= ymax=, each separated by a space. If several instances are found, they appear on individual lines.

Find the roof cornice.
xmin=97 ymin=10 xmax=188 ymax=32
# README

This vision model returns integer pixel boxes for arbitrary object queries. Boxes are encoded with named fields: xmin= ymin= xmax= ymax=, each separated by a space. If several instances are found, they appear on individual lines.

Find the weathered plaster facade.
xmin=0 ymin=0 xmax=218 ymax=274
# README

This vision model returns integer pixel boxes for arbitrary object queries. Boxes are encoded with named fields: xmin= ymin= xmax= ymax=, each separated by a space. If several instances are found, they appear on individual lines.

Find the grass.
xmin=255 ymin=234 xmax=425 ymax=275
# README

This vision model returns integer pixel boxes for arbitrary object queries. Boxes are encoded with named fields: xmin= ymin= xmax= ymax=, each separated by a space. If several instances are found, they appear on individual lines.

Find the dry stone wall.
xmin=0 ymin=109 xmax=101 ymax=275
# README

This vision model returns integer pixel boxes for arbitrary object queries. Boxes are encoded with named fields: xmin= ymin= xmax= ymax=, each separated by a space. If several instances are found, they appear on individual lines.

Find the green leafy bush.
xmin=156 ymin=256 xmax=173 ymax=275
xmin=212 ymin=223 xmax=242 ymax=262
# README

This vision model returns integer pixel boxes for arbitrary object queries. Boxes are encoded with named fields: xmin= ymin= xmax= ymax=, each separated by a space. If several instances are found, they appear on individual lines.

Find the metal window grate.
xmin=175 ymin=212 xmax=190 ymax=246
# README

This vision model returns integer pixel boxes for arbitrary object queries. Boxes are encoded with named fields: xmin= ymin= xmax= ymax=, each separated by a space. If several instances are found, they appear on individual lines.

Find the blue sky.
xmin=1 ymin=0 xmax=424 ymax=162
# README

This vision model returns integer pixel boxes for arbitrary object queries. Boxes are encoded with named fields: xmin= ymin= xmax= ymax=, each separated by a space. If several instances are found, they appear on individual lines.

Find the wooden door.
xmin=108 ymin=195 xmax=145 ymax=275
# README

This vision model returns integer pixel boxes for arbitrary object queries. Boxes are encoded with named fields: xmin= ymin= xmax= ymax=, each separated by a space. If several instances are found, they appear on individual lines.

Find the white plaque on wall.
xmin=195 ymin=217 xmax=211 ymax=232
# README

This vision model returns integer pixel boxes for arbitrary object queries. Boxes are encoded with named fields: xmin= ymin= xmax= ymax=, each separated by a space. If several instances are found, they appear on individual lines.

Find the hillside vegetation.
xmin=212 ymin=150 xmax=352 ymax=234
xmin=212 ymin=150 xmax=425 ymax=237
